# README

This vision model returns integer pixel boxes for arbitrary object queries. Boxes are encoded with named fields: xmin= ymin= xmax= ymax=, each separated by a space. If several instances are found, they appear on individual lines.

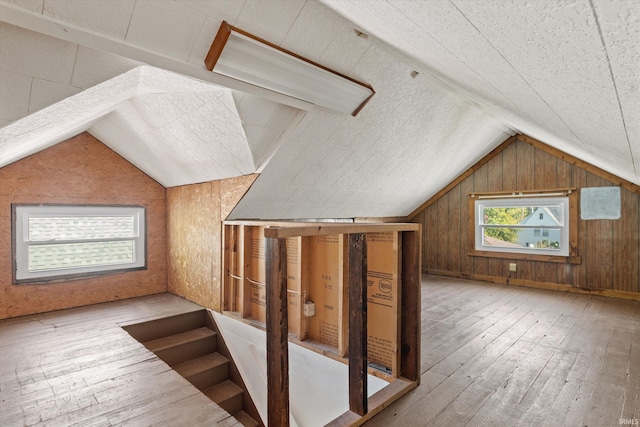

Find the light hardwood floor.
xmin=2 ymin=276 xmax=639 ymax=426
xmin=366 ymin=275 xmax=640 ymax=427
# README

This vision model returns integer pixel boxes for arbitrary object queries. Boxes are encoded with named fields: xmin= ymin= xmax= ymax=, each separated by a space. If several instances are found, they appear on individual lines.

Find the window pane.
xmin=482 ymin=227 xmax=524 ymax=248
xmin=482 ymin=227 xmax=562 ymax=251
xmin=28 ymin=240 xmax=135 ymax=271
xmin=28 ymin=216 xmax=135 ymax=241
xmin=482 ymin=206 xmax=563 ymax=226
xmin=482 ymin=207 xmax=532 ymax=225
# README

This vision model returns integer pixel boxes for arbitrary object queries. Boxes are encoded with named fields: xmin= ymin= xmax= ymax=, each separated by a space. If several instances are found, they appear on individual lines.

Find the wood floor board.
xmin=507 ymin=348 xmax=579 ymax=426
xmin=421 ymin=315 xmax=500 ymax=371
xmin=3 ymin=277 xmax=640 ymax=427
xmin=367 ymin=275 xmax=640 ymax=427
xmin=0 ymin=293 xmax=238 ymax=427
xmin=365 ymin=369 xmax=448 ymax=426
xmin=424 ymin=383 xmax=495 ymax=427
xmin=368 ymin=333 xmax=520 ymax=426
xmin=462 ymin=343 xmax=560 ymax=426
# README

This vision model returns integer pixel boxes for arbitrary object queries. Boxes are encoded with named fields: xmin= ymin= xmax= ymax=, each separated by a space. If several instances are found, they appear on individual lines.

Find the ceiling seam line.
xmin=280 ymin=0 xmax=307 ymax=44
xmin=384 ymin=0 xmax=527 ymax=121
xmin=322 ymin=0 xmax=514 ymax=132
xmin=68 ymin=43 xmax=80 ymax=87
xmin=185 ymin=15 xmax=207 ymax=64
xmin=589 ymin=0 xmax=637 ymax=181
xmin=447 ymin=0 xmax=588 ymax=151
xmin=123 ymin=0 xmax=137 ymax=41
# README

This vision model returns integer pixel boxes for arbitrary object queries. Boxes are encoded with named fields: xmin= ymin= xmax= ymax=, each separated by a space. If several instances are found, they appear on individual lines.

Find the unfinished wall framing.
xmin=410 ymin=135 xmax=640 ymax=299
xmin=222 ymin=221 xmax=410 ymax=380
xmin=260 ymin=222 xmax=421 ymax=426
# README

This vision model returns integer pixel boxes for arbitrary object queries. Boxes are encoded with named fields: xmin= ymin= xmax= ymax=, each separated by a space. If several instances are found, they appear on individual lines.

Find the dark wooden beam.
xmin=400 ymin=230 xmax=421 ymax=381
xmin=348 ymin=233 xmax=368 ymax=416
xmin=265 ymin=237 xmax=289 ymax=427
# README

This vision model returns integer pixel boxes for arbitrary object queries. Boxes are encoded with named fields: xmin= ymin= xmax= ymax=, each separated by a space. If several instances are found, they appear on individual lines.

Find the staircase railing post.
xmin=348 ymin=233 xmax=368 ymax=416
xmin=266 ymin=236 xmax=289 ymax=427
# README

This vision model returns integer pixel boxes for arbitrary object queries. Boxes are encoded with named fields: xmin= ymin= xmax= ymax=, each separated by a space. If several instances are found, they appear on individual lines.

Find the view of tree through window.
xmin=481 ymin=205 xmax=561 ymax=250
xmin=474 ymin=195 xmax=570 ymax=256
xmin=483 ymin=207 xmax=531 ymax=244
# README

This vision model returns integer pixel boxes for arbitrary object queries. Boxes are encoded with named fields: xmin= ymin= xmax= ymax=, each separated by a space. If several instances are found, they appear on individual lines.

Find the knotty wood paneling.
xmin=413 ymin=136 xmax=640 ymax=298
xmin=167 ymin=175 xmax=256 ymax=312
xmin=459 ymin=176 xmax=474 ymax=275
xmin=585 ymin=174 xmax=614 ymax=290
xmin=473 ymin=163 xmax=489 ymax=276
xmin=487 ymin=156 xmax=504 ymax=277
xmin=448 ymin=185 xmax=461 ymax=274
xmin=436 ymin=196 xmax=449 ymax=271
xmin=0 ymin=133 xmax=167 ymax=319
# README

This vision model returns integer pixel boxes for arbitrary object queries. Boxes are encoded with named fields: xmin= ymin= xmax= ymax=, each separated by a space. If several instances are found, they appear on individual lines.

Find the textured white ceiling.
xmin=1 ymin=0 xmax=638 ymax=219
xmin=321 ymin=0 xmax=640 ymax=185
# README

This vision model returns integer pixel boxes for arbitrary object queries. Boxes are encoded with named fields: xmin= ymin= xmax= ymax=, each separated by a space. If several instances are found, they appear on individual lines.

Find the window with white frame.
xmin=13 ymin=205 xmax=146 ymax=283
xmin=474 ymin=196 xmax=570 ymax=257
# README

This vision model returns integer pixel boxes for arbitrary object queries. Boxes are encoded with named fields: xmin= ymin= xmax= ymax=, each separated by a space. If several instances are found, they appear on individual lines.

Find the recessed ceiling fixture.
xmin=205 ymin=21 xmax=375 ymax=116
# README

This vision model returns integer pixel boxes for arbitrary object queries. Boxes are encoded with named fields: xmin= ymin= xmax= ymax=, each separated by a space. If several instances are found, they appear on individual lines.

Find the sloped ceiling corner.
xmin=320 ymin=0 xmax=640 ymax=186
xmin=1 ymin=65 xmax=257 ymax=187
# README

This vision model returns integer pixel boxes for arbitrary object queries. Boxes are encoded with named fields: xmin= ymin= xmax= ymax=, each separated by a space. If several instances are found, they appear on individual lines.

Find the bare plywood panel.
xmin=167 ymin=181 xmax=221 ymax=310
xmin=167 ymin=176 xmax=258 ymax=313
xmin=220 ymin=174 xmax=258 ymax=220
xmin=0 ymin=133 xmax=167 ymax=320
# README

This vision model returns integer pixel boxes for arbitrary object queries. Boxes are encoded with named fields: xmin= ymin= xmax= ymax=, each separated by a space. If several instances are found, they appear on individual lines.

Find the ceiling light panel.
xmin=205 ymin=21 xmax=374 ymax=116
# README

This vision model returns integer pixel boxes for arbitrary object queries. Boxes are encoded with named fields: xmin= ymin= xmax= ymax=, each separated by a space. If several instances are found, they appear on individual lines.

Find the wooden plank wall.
xmin=0 ymin=133 xmax=167 ymax=319
xmin=167 ymin=174 xmax=257 ymax=311
xmin=413 ymin=137 xmax=640 ymax=296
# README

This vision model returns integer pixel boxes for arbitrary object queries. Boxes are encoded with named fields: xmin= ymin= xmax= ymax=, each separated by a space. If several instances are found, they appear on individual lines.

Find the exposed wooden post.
xmin=348 ymin=233 xmax=368 ymax=416
xmin=400 ymin=230 xmax=421 ymax=381
xmin=265 ymin=237 xmax=289 ymax=427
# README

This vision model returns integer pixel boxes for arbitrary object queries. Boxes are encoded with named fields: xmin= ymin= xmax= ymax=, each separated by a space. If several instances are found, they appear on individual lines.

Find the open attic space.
xmin=1 ymin=1 xmax=639 ymax=426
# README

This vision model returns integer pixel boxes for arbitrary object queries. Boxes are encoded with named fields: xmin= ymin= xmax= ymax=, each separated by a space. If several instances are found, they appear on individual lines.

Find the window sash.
xmin=474 ymin=196 xmax=569 ymax=257
xmin=14 ymin=205 xmax=146 ymax=283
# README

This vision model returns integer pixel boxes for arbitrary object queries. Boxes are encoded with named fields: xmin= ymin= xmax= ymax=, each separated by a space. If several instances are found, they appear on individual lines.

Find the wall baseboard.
xmin=425 ymin=269 xmax=640 ymax=302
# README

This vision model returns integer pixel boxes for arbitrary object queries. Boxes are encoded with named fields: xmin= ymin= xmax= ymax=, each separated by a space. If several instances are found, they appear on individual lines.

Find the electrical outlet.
xmin=509 ymin=263 xmax=517 ymax=272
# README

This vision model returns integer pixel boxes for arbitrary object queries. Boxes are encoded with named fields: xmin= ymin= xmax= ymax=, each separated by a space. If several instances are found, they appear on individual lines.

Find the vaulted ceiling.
xmin=1 ymin=0 xmax=637 ymax=220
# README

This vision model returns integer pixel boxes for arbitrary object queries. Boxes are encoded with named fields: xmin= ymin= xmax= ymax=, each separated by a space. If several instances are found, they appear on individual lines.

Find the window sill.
xmin=13 ymin=266 xmax=147 ymax=285
xmin=468 ymin=250 xmax=581 ymax=264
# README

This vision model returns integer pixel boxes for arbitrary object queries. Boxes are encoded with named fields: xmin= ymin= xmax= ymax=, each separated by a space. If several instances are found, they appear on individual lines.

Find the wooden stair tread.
xmin=205 ymin=380 xmax=242 ymax=401
xmin=234 ymin=410 xmax=259 ymax=427
xmin=144 ymin=327 xmax=216 ymax=352
xmin=174 ymin=352 xmax=229 ymax=378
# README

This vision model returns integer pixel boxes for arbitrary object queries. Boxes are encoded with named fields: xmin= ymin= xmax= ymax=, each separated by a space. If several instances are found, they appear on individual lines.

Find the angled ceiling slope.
xmin=1 ymin=65 xmax=258 ymax=187
xmin=320 ymin=0 xmax=640 ymax=186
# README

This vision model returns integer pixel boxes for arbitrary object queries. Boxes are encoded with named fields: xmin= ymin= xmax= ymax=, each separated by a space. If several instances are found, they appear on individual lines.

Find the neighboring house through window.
xmin=13 ymin=205 xmax=146 ymax=283
xmin=472 ymin=193 xmax=571 ymax=257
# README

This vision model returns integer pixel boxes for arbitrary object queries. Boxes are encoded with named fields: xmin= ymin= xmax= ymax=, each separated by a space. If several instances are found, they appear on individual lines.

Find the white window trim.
xmin=13 ymin=205 xmax=146 ymax=283
xmin=474 ymin=196 xmax=570 ymax=257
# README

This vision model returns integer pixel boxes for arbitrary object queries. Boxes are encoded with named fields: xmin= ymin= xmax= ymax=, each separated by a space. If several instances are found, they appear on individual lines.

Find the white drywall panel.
xmin=212 ymin=311 xmax=388 ymax=427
